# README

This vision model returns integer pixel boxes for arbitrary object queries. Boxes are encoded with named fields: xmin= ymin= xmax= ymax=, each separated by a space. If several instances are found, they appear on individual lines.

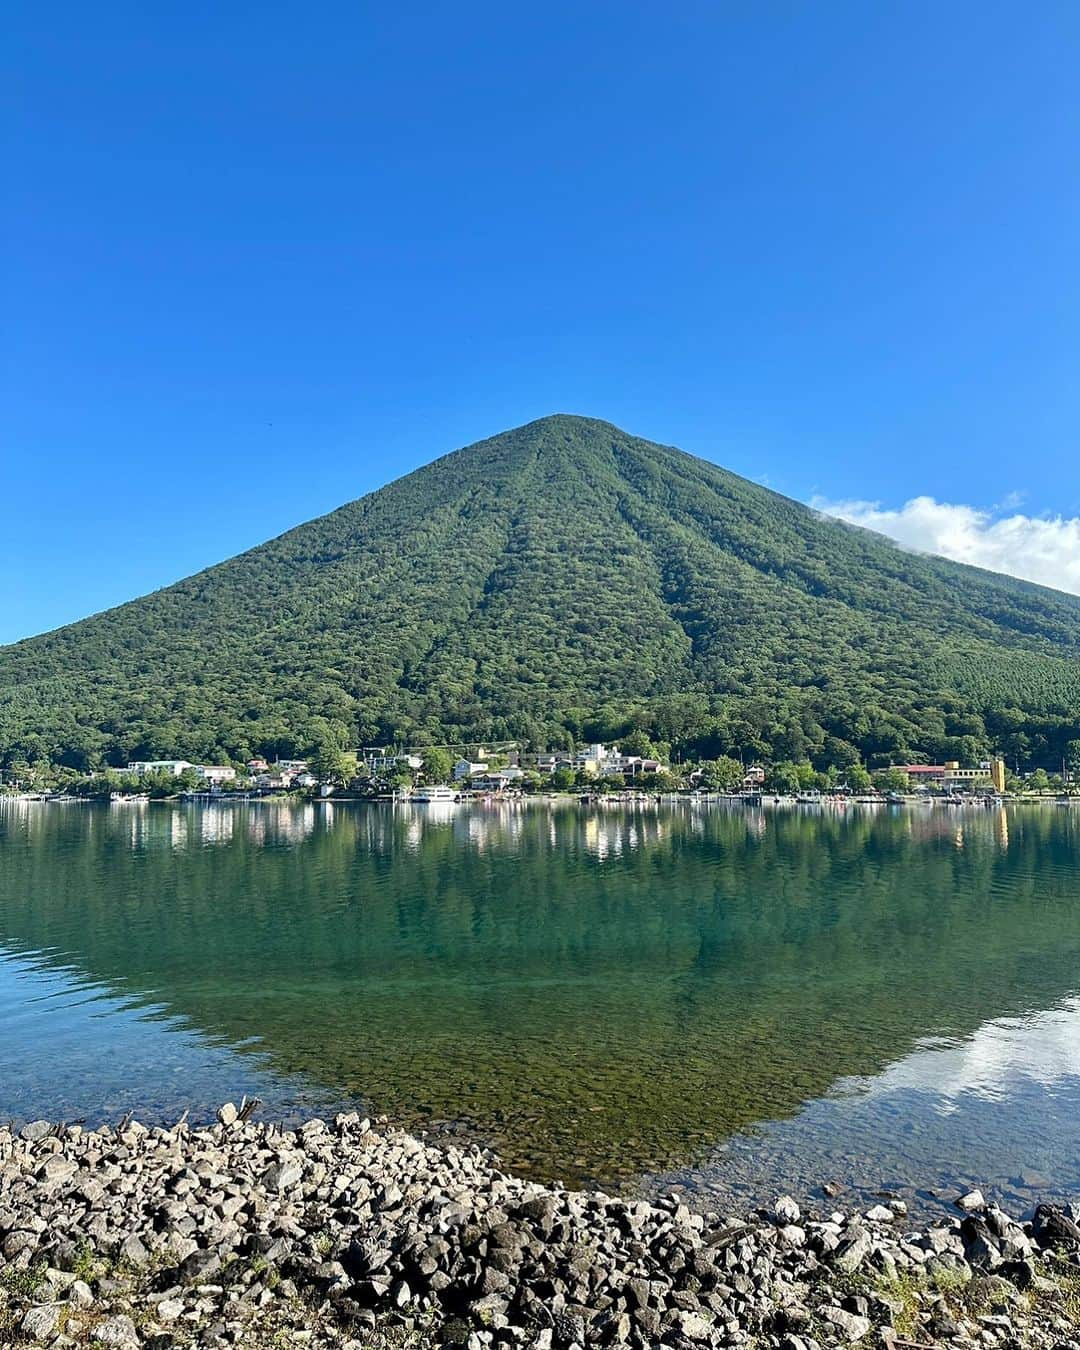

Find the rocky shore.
xmin=3 ymin=1110 xmax=1080 ymax=1349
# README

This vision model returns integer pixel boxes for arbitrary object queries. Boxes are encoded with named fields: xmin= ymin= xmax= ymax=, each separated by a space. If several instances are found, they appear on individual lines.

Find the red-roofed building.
xmin=900 ymin=760 xmax=1005 ymax=791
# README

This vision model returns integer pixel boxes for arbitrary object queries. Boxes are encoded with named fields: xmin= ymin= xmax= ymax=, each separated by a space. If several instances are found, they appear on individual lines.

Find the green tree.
xmin=310 ymin=736 xmax=347 ymax=783
xmin=696 ymin=756 xmax=744 ymax=791
xmin=766 ymin=762 xmax=801 ymax=794
xmin=795 ymin=761 xmax=817 ymax=790
xmin=420 ymin=747 xmax=453 ymax=783
xmin=618 ymin=729 xmax=656 ymax=758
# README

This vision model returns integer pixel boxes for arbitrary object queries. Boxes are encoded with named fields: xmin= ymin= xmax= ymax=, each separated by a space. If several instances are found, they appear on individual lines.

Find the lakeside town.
xmin=2 ymin=740 xmax=1075 ymax=807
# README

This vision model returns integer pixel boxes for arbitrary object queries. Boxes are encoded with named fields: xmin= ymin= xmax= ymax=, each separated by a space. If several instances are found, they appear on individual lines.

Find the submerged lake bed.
xmin=2 ymin=797 xmax=1080 ymax=1220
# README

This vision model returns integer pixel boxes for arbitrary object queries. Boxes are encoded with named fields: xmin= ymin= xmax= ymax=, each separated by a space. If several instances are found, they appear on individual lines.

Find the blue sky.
xmin=5 ymin=2 xmax=1079 ymax=642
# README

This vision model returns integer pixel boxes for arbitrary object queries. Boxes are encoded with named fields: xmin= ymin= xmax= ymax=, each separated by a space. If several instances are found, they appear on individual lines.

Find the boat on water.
xmin=110 ymin=792 xmax=149 ymax=804
xmin=410 ymin=785 xmax=460 ymax=804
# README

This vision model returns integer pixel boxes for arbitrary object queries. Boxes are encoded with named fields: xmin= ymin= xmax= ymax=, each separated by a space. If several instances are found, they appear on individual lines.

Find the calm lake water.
xmin=3 ymin=797 xmax=1080 ymax=1217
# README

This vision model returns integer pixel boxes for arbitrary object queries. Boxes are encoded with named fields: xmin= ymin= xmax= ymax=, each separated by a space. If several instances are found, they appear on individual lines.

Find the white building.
xmin=453 ymin=759 xmax=488 ymax=781
xmin=127 ymin=760 xmax=193 ymax=777
xmin=368 ymin=753 xmax=422 ymax=775
xmin=195 ymin=765 xmax=237 ymax=783
xmin=532 ymin=751 xmax=570 ymax=773
xmin=574 ymin=743 xmax=609 ymax=775
xmin=606 ymin=753 xmax=662 ymax=778
xmin=468 ymin=770 xmax=525 ymax=793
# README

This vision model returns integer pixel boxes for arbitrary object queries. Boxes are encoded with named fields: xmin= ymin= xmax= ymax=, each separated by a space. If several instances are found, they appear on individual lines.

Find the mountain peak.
xmin=2 ymin=416 xmax=1080 ymax=771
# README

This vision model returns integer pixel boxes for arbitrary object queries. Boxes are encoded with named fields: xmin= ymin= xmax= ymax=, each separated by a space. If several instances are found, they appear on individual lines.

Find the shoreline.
xmin=3 ymin=1110 xmax=1080 ymax=1348
xmin=5 ymin=792 xmax=1078 ymax=809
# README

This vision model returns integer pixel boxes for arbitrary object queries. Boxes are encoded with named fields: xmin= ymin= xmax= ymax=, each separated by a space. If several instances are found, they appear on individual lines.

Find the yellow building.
xmin=902 ymin=758 xmax=1006 ymax=792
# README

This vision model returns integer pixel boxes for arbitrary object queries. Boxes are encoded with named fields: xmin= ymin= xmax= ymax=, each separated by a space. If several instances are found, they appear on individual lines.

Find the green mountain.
xmin=4 ymin=414 xmax=1080 ymax=771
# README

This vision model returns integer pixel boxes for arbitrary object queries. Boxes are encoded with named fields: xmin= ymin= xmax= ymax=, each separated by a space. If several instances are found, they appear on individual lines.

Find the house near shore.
xmin=612 ymin=754 xmax=663 ymax=778
xmin=900 ymin=759 xmax=1006 ymax=792
xmin=127 ymin=759 xmax=194 ymax=777
xmin=525 ymin=744 xmax=667 ymax=779
xmin=466 ymin=770 xmax=526 ymax=793
xmin=195 ymin=765 xmax=236 ymax=783
xmin=366 ymin=752 xmax=423 ymax=776
xmin=453 ymin=758 xmax=488 ymax=781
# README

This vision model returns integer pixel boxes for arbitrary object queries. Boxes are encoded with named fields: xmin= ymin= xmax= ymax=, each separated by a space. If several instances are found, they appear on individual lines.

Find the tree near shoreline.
xmin=420 ymin=748 xmax=453 ymax=784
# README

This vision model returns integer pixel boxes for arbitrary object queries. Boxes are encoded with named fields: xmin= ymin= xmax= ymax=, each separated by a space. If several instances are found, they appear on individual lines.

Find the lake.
xmin=2 ymin=797 xmax=1080 ymax=1218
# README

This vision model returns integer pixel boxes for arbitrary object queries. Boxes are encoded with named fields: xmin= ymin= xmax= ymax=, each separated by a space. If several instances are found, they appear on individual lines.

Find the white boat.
xmin=410 ymin=785 xmax=459 ymax=804
xmin=110 ymin=792 xmax=149 ymax=804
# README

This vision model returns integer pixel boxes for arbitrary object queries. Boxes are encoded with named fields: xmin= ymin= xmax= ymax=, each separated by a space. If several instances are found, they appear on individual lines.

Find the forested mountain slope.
xmin=4 ymin=414 xmax=1080 ymax=770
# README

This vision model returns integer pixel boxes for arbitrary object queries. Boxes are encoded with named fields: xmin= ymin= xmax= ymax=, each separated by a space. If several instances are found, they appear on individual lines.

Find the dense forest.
xmin=3 ymin=414 xmax=1080 ymax=774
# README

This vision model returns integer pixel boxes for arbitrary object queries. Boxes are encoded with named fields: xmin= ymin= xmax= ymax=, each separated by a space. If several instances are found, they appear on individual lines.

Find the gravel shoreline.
xmin=3 ymin=1108 xmax=1080 ymax=1349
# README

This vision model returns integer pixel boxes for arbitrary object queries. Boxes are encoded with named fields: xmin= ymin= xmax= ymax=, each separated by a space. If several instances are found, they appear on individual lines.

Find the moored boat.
xmin=411 ymin=785 xmax=460 ymax=804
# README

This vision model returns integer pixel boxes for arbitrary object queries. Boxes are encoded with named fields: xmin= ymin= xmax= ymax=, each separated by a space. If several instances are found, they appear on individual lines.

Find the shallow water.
xmin=2 ymin=797 xmax=1079 ymax=1216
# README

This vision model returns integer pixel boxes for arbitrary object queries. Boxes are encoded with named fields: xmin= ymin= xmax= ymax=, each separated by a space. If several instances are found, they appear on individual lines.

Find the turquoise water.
xmin=2 ymin=797 xmax=1080 ymax=1215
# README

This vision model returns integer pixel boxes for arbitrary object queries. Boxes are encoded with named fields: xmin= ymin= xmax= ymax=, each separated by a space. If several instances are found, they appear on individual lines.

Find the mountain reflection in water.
xmin=2 ymin=798 xmax=1079 ymax=1213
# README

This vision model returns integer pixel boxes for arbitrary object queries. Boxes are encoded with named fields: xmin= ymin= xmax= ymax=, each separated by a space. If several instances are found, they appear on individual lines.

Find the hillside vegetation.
xmin=4 ymin=415 xmax=1080 ymax=771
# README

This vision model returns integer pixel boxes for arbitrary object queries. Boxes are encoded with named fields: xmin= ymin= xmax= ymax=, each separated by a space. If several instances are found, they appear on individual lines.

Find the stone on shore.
xmin=0 ymin=1107 xmax=1077 ymax=1349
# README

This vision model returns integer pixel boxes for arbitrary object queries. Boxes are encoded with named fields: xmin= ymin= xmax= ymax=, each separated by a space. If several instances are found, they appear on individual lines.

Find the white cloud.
xmin=844 ymin=996 xmax=1080 ymax=1106
xmin=811 ymin=494 xmax=1080 ymax=596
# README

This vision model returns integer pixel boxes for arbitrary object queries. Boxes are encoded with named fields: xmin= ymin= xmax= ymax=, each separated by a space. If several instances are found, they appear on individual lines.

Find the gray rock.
xmin=39 ymin=1155 xmax=78 ymax=1183
xmin=177 ymin=1248 xmax=222 ymax=1283
xmin=262 ymin=1159 xmax=303 ymax=1192
xmin=21 ymin=1304 xmax=62 ymax=1341
xmin=864 ymin=1204 xmax=893 ymax=1222
xmin=552 ymin=1310 xmax=586 ymax=1346
xmin=632 ymin=1306 xmax=662 ymax=1339
xmin=119 ymin=1233 xmax=149 ymax=1266
xmin=961 ymin=1216 xmax=1003 ymax=1270
xmin=832 ymin=1229 xmax=873 ymax=1273
xmin=70 ymin=1279 xmax=94 ymax=1308
xmin=91 ymin=1314 xmax=141 ymax=1346
xmin=672 ymin=1310 xmax=713 ymax=1340
xmin=1032 ymin=1202 xmax=1080 ymax=1247
xmin=821 ymin=1306 xmax=872 ymax=1341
